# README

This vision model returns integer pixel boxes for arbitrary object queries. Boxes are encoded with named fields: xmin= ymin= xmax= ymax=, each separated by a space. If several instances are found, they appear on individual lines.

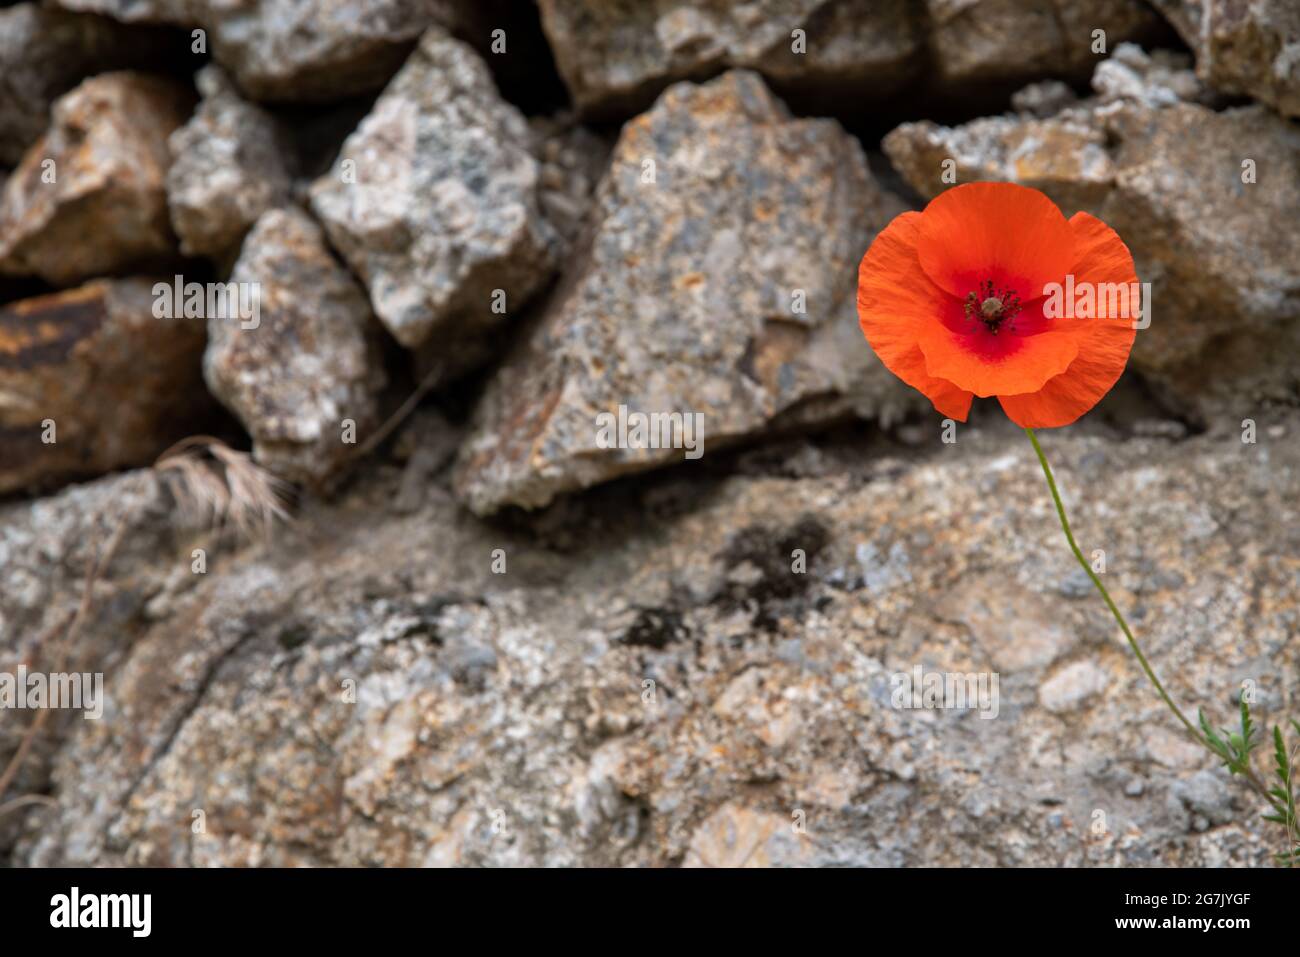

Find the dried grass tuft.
xmin=155 ymin=435 xmax=291 ymax=540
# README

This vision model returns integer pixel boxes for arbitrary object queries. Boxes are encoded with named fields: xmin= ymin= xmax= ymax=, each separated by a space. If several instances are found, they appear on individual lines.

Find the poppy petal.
xmin=857 ymin=212 xmax=975 ymax=419
xmin=916 ymin=313 xmax=1080 ymax=399
xmin=914 ymin=182 xmax=1076 ymax=301
xmin=999 ymin=212 xmax=1139 ymax=428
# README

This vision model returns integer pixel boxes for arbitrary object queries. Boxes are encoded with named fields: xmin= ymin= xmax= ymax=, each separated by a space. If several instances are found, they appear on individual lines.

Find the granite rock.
xmin=537 ymin=0 xmax=925 ymax=117
xmin=52 ymin=0 xmax=476 ymax=101
xmin=454 ymin=70 xmax=913 ymax=515
xmin=310 ymin=28 xmax=558 ymax=373
xmin=10 ymin=418 xmax=1299 ymax=866
xmin=537 ymin=0 xmax=1161 ymax=118
xmin=166 ymin=66 xmax=295 ymax=261
xmin=203 ymin=207 xmax=386 ymax=486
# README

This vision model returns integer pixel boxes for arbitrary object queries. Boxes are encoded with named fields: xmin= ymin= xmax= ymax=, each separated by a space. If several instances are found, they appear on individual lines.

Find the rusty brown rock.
xmin=0 ymin=279 xmax=209 ymax=494
xmin=0 ymin=72 xmax=195 ymax=287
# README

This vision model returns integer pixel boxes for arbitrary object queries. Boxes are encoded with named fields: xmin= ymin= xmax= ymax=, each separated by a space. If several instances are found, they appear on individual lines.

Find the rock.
xmin=52 ymin=0 xmax=476 ymax=101
xmin=310 ymin=28 xmax=558 ymax=370
xmin=0 ymin=279 xmax=209 ymax=495
xmin=537 ymin=0 xmax=925 ymax=117
xmin=1102 ymin=102 xmax=1300 ymax=410
xmin=0 ymin=4 xmax=177 ymax=166
xmin=1153 ymin=0 xmax=1300 ymax=117
xmin=683 ymin=804 xmax=812 ymax=867
xmin=1010 ymin=80 xmax=1079 ymax=118
xmin=1039 ymin=661 xmax=1110 ymax=712
xmin=925 ymin=0 xmax=1159 ymax=87
xmin=10 ymin=419 xmax=1299 ymax=867
xmin=537 ymin=0 xmax=1161 ymax=119
xmin=883 ymin=46 xmax=1300 ymax=420
xmin=167 ymin=66 xmax=295 ymax=261
xmin=454 ymin=70 xmax=913 ymax=515
xmin=882 ymin=113 xmax=1117 ymax=216
xmin=881 ymin=47 xmax=1212 ymax=215
xmin=0 ymin=72 xmax=194 ymax=287
xmin=936 ymin=576 xmax=1078 ymax=671
xmin=203 ymin=207 xmax=386 ymax=486
xmin=0 ymin=467 xmax=180 ymax=853
xmin=204 ymin=0 xmax=476 ymax=102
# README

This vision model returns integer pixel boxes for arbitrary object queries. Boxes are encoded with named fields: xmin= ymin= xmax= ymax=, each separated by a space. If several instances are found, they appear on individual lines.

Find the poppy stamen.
xmin=964 ymin=279 xmax=1022 ymax=335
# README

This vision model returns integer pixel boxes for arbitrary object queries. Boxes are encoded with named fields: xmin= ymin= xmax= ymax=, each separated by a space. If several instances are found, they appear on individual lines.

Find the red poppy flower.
xmin=857 ymin=182 xmax=1139 ymax=428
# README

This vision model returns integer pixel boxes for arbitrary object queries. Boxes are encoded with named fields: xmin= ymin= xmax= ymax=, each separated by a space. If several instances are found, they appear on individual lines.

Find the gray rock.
xmin=0 ymin=3 xmax=174 ymax=166
xmin=203 ymin=207 xmax=387 ymax=486
xmin=167 ymin=66 xmax=295 ymax=261
xmin=0 ymin=468 xmax=178 ymax=853
xmin=310 ymin=28 xmax=558 ymax=371
xmin=883 ymin=113 xmax=1117 ymax=216
xmin=454 ymin=70 xmax=914 ymax=515
xmin=537 ymin=0 xmax=1160 ymax=118
xmin=926 ymin=0 xmax=1158 ymax=86
xmin=0 ymin=278 xmax=209 ymax=495
xmin=882 ymin=46 xmax=1300 ymax=420
xmin=537 ymin=0 xmax=925 ymax=117
xmin=0 ymin=72 xmax=194 ymax=287
xmin=52 ymin=0 xmax=475 ymax=101
xmin=1153 ymin=0 xmax=1300 ymax=117
xmin=10 ymin=419 xmax=1299 ymax=866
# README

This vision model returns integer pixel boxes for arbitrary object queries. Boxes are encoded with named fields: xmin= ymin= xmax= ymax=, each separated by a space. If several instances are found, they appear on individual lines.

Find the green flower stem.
xmin=1025 ymin=428 xmax=1203 ymax=739
xmin=1025 ymin=429 xmax=1287 ymax=814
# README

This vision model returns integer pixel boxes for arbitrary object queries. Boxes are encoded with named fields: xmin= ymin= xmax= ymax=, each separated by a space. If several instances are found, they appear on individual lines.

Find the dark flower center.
xmin=964 ymin=279 xmax=1022 ymax=335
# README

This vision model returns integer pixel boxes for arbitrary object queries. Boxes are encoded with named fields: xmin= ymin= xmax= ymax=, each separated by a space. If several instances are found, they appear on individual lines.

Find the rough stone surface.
xmin=0 ymin=279 xmax=209 ymax=495
xmin=882 ymin=47 xmax=1213 ymax=214
xmin=1153 ymin=0 xmax=1300 ymax=117
xmin=537 ymin=0 xmax=925 ymax=117
xmin=0 ymin=72 xmax=194 ymax=287
xmin=925 ymin=0 xmax=1159 ymax=86
xmin=51 ymin=0 xmax=475 ymax=101
xmin=454 ymin=70 xmax=914 ymax=515
xmin=8 ymin=417 xmax=1299 ymax=866
xmin=883 ymin=46 xmax=1300 ymax=420
xmin=0 ymin=468 xmax=181 ymax=853
xmin=167 ymin=66 xmax=295 ymax=261
xmin=537 ymin=0 xmax=1161 ymax=118
xmin=311 ymin=28 xmax=558 ymax=368
xmin=0 ymin=3 xmax=175 ymax=166
xmin=203 ymin=207 xmax=386 ymax=486
xmin=1040 ymin=661 xmax=1110 ymax=713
